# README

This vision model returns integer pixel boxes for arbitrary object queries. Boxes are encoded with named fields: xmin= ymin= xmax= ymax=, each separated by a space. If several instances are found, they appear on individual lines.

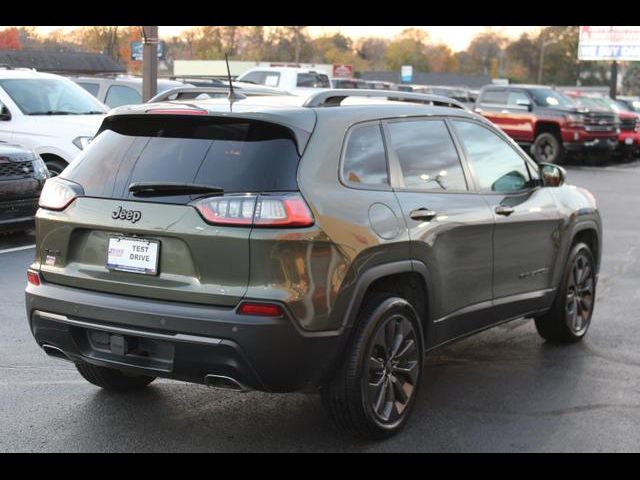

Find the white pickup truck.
xmin=236 ymin=67 xmax=331 ymax=96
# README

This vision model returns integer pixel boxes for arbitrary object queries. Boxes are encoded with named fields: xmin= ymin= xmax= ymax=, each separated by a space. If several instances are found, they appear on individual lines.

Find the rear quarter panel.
xmin=291 ymin=110 xmax=411 ymax=331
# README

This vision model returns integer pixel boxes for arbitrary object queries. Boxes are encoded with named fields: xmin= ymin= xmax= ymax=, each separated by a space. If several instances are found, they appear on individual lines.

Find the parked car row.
xmin=0 ymin=63 xmax=637 ymax=233
xmin=473 ymin=84 xmax=635 ymax=164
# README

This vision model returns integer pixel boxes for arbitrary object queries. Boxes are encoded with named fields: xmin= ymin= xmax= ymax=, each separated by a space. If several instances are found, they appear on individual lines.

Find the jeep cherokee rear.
xmin=475 ymin=85 xmax=619 ymax=165
xmin=26 ymin=90 xmax=602 ymax=439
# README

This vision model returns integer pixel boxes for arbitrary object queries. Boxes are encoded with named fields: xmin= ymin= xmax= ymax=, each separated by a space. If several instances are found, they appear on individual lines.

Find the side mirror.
xmin=539 ymin=163 xmax=566 ymax=187
xmin=516 ymin=99 xmax=532 ymax=111
xmin=0 ymin=105 xmax=10 ymax=121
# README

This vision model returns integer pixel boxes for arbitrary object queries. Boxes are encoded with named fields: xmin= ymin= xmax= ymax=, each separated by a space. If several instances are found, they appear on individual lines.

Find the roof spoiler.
xmin=302 ymin=89 xmax=468 ymax=110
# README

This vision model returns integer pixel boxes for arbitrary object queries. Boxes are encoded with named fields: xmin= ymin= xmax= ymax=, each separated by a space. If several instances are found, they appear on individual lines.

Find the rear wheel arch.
xmin=342 ymin=261 xmax=432 ymax=348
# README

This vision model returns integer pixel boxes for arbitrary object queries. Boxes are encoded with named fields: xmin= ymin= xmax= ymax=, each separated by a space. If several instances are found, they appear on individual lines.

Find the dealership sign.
xmin=130 ymin=41 xmax=165 ymax=61
xmin=579 ymin=26 xmax=640 ymax=61
xmin=333 ymin=64 xmax=353 ymax=77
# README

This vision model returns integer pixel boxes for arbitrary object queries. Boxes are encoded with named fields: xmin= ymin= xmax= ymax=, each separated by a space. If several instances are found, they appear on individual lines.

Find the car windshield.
xmin=0 ymin=78 xmax=106 ymax=115
xmin=529 ymin=88 xmax=574 ymax=107
xmin=569 ymin=95 xmax=610 ymax=111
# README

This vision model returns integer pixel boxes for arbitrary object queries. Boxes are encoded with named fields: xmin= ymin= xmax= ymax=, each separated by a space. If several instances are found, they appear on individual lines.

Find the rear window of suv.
xmin=297 ymin=73 xmax=330 ymax=88
xmin=62 ymin=115 xmax=301 ymax=204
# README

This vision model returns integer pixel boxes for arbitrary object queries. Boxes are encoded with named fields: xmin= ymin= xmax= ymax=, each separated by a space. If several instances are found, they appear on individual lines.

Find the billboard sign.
xmin=332 ymin=64 xmax=353 ymax=77
xmin=401 ymin=65 xmax=413 ymax=83
xmin=130 ymin=41 xmax=165 ymax=61
xmin=578 ymin=26 xmax=640 ymax=61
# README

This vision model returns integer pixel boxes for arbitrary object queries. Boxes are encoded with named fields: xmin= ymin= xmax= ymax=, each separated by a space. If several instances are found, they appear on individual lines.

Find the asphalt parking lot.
xmin=1 ymin=162 xmax=639 ymax=452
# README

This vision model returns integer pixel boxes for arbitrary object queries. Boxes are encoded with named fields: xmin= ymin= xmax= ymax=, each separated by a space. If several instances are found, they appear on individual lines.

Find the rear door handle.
xmin=495 ymin=206 xmax=515 ymax=216
xmin=410 ymin=208 xmax=438 ymax=221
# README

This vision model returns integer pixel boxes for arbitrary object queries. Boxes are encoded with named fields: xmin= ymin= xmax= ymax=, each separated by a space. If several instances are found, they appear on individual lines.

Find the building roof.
xmin=361 ymin=71 xmax=492 ymax=89
xmin=0 ymin=50 xmax=125 ymax=75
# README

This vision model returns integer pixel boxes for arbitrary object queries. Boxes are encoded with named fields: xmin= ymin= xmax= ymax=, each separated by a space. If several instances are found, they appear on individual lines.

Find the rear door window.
xmin=63 ymin=116 xmax=301 ymax=203
xmin=386 ymin=119 xmax=468 ymax=191
xmin=297 ymin=73 xmax=331 ymax=88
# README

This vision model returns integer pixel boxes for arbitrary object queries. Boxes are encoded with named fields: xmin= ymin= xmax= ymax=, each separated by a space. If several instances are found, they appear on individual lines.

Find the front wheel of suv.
xmin=532 ymin=132 xmax=564 ymax=165
xmin=535 ymin=242 xmax=596 ymax=343
xmin=321 ymin=294 xmax=423 ymax=440
xmin=75 ymin=362 xmax=156 ymax=391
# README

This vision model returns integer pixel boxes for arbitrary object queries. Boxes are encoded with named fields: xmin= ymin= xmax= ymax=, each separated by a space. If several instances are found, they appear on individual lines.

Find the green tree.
xmin=384 ymin=28 xmax=430 ymax=72
xmin=356 ymin=37 xmax=389 ymax=71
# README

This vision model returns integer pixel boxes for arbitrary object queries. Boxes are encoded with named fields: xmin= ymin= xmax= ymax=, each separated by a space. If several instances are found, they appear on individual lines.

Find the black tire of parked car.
xmin=535 ymin=242 xmax=596 ymax=343
xmin=75 ymin=362 xmax=156 ymax=391
xmin=532 ymin=132 xmax=565 ymax=165
xmin=45 ymin=160 xmax=67 ymax=177
xmin=321 ymin=294 xmax=423 ymax=440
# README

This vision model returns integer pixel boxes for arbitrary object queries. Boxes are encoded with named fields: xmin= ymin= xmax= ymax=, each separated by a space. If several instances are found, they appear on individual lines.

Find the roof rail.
xmin=302 ymin=89 xmax=468 ymax=109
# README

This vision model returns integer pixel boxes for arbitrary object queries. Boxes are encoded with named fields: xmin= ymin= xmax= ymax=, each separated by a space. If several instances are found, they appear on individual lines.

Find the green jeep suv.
xmin=26 ymin=90 xmax=602 ymax=439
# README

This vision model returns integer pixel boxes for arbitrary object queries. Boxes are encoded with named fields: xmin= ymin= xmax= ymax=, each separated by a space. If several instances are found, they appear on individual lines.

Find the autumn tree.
xmin=465 ymin=30 xmax=509 ymax=76
xmin=0 ymin=28 xmax=21 ymax=50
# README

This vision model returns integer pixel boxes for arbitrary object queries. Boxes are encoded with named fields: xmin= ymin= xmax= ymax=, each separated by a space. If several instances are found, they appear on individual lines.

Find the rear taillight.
xmin=39 ymin=178 xmax=81 ymax=211
xmin=192 ymin=193 xmax=314 ymax=228
xmin=27 ymin=270 xmax=41 ymax=286
xmin=237 ymin=302 xmax=283 ymax=317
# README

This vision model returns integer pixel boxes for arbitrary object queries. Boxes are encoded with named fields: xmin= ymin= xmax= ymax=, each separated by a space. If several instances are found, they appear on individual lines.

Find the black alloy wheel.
xmin=565 ymin=251 xmax=595 ymax=336
xmin=365 ymin=313 xmax=420 ymax=425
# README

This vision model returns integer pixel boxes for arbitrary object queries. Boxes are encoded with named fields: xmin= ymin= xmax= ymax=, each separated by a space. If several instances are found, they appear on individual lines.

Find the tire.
xmin=532 ymin=132 xmax=564 ymax=165
xmin=321 ymin=294 xmax=423 ymax=440
xmin=75 ymin=362 xmax=156 ymax=392
xmin=535 ymin=242 xmax=596 ymax=343
xmin=44 ymin=159 xmax=67 ymax=177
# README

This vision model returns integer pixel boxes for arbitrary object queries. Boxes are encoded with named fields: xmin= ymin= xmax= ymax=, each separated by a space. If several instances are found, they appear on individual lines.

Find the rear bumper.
xmin=26 ymin=281 xmax=344 ymax=393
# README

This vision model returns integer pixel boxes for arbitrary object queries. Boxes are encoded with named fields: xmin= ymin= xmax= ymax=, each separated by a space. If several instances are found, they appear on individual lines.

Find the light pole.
xmin=141 ymin=26 xmax=158 ymax=102
xmin=537 ymin=38 xmax=557 ymax=84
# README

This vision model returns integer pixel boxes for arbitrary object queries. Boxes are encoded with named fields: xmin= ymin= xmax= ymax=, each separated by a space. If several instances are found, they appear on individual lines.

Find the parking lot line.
xmin=0 ymin=245 xmax=35 ymax=255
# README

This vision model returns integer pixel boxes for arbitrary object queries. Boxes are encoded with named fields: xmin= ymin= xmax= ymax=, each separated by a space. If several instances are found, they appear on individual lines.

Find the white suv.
xmin=0 ymin=68 xmax=107 ymax=176
xmin=236 ymin=67 xmax=331 ymax=96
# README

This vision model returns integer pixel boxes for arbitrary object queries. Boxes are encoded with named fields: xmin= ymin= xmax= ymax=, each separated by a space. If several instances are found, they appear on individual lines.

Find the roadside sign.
xmin=332 ymin=64 xmax=353 ymax=78
xmin=579 ymin=26 xmax=640 ymax=61
xmin=130 ymin=41 xmax=165 ymax=61
xmin=401 ymin=65 xmax=413 ymax=83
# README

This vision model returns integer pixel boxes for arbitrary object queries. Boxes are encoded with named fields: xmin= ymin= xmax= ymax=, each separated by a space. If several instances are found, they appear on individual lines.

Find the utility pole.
xmin=610 ymin=61 xmax=618 ymax=99
xmin=537 ymin=39 xmax=557 ymax=84
xmin=142 ymin=26 xmax=158 ymax=102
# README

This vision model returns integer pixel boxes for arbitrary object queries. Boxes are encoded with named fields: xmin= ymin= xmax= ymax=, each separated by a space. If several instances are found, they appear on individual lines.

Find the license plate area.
xmin=106 ymin=236 xmax=160 ymax=275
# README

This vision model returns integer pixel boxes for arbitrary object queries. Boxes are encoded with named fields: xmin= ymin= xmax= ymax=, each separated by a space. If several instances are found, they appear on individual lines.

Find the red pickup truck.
xmin=474 ymin=85 xmax=619 ymax=164
xmin=563 ymin=91 xmax=640 ymax=159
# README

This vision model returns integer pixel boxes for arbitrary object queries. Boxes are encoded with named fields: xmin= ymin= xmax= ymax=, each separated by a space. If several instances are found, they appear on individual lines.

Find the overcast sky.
xmin=14 ymin=26 xmax=544 ymax=52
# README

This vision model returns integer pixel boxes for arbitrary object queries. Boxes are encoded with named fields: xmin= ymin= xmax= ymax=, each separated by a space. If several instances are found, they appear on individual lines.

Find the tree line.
xmin=0 ymin=26 xmax=637 ymax=92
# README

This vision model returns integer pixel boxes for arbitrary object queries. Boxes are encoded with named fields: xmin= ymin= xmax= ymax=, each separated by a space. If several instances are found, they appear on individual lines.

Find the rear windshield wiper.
xmin=129 ymin=182 xmax=224 ymax=197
